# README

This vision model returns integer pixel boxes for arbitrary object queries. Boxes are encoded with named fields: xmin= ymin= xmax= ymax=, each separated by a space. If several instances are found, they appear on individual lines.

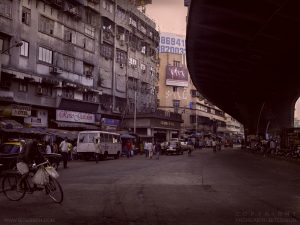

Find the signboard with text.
xmin=166 ymin=65 xmax=189 ymax=87
xmin=11 ymin=104 xmax=31 ymax=117
xmin=159 ymin=33 xmax=186 ymax=54
xmin=56 ymin=110 xmax=95 ymax=124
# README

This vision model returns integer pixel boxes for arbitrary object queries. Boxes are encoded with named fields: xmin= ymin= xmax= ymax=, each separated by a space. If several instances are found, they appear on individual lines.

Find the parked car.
xmin=166 ymin=141 xmax=184 ymax=155
xmin=180 ymin=140 xmax=194 ymax=152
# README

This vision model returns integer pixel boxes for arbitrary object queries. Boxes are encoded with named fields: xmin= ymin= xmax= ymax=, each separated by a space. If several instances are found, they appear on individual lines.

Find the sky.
xmin=145 ymin=1 xmax=300 ymax=120
xmin=145 ymin=0 xmax=188 ymax=36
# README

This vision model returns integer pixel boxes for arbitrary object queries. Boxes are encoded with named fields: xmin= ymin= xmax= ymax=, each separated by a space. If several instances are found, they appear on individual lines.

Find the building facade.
xmin=0 ymin=0 xmax=159 ymax=131
xmin=157 ymin=32 xmax=243 ymax=137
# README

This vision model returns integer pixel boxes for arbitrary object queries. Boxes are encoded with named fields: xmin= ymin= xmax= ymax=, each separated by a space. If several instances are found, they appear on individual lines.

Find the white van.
xmin=77 ymin=131 xmax=121 ymax=160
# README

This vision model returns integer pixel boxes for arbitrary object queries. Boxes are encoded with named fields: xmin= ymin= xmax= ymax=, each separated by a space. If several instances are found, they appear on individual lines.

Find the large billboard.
xmin=159 ymin=33 xmax=186 ymax=55
xmin=166 ymin=65 xmax=189 ymax=87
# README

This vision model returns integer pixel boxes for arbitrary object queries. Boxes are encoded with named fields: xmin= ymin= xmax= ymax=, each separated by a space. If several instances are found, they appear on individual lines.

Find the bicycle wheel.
xmin=45 ymin=177 xmax=63 ymax=203
xmin=2 ymin=173 xmax=26 ymax=201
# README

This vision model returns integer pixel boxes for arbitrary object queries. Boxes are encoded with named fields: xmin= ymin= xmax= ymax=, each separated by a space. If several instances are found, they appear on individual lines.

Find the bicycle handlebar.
xmin=33 ymin=160 xmax=49 ymax=168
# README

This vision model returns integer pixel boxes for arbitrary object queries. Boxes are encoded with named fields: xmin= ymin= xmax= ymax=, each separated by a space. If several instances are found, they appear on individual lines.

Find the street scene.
xmin=1 ymin=148 xmax=299 ymax=225
xmin=1 ymin=0 xmax=300 ymax=224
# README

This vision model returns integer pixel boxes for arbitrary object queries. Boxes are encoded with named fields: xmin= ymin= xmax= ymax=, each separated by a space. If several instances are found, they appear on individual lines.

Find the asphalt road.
xmin=0 ymin=148 xmax=299 ymax=225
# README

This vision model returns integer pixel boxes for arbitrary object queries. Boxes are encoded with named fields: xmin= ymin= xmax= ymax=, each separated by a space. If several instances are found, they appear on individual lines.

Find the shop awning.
xmin=0 ymin=119 xmax=24 ymax=129
xmin=53 ymin=121 xmax=99 ymax=130
xmin=2 ymin=68 xmax=42 ymax=83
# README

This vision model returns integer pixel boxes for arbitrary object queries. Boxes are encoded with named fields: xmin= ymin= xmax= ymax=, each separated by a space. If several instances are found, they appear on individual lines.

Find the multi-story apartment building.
xmin=0 ymin=0 xmax=159 ymax=131
xmin=157 ymin=32 xmax=244 ymax=137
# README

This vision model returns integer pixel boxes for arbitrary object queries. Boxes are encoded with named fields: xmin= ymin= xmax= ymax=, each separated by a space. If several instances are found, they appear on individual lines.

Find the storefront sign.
xmin=56 ymin=110 xmax=95 ymax=124
xmin=102 ymin=118 xmax=120 ymax=126
xmin=166 ymin=65 xmax=189 ymax=87
xmin=24 ymin=109 xmax=48 ymax=127
xmin=11 ymin=104 xmax=31 ymax=117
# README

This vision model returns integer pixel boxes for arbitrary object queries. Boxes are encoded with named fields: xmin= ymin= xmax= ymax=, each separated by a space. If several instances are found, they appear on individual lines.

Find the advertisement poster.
xmin=159 ymin=33 xmax=186 ymax=54
xmin=166 ymin=65 xmax=189 ymax=87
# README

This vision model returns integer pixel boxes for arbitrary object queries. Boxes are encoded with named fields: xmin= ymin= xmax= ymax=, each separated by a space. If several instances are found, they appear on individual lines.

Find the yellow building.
xmin=157 ymin=33 xmax=229 ymax=137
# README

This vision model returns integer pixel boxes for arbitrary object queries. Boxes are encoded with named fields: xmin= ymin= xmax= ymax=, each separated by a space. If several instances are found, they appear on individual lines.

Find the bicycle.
xmin=1 ymin=160 xmax=63 ymax=203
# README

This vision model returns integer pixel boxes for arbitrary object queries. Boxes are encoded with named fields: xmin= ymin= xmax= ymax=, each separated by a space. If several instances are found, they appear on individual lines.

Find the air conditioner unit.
xmin=50 ymin=66 xmax=61 ymax=74
xmin=36 ymin=86 xmax=43 ymax=95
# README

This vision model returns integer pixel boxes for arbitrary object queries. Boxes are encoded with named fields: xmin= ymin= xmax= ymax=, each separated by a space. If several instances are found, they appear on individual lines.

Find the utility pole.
xmin=134 ymin=91 xmax=137 ymax=133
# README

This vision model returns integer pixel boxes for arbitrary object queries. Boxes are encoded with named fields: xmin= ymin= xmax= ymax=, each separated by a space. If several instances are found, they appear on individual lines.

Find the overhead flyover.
xmin=186 ymin=0 xmax=300 ymax=135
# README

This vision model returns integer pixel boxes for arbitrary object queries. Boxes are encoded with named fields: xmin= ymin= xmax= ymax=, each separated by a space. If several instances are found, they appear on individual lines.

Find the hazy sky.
xmin=145 ymin=0 xmax=187 ymax=36
xmin=145 ymin=1 xmax=300 ymax=119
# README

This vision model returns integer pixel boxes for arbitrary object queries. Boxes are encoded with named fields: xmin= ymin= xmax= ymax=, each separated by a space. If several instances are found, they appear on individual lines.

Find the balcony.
xmin=48 ymin=0 xmax=64 ymax=9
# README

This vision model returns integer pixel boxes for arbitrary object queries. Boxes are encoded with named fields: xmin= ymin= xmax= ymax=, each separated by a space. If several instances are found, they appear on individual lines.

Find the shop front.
xmin=123 ymin=110 xmax=182 ymax=142
xmin=54 ymin=109 xmax=99 ymax=130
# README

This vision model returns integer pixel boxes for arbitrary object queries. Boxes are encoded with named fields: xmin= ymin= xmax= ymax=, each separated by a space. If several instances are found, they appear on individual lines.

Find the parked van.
xmin=77 ymin=131 xmax=121 ymax=160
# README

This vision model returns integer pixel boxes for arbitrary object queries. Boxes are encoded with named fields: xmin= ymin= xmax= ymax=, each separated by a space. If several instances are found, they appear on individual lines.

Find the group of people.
xmin=144 ymin=141 xmax=161 ymax=159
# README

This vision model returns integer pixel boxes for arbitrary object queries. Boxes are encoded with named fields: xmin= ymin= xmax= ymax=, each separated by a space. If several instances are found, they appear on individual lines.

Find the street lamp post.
xmin=0 ymin=41 xmax=23 ymax=81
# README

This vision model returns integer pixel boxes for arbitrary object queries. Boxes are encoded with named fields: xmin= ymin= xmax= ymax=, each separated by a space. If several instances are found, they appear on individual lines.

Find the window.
xmin=156 ymin=99 xmax=160 ymax=107
xmin=83 ymin=92 xmax=95 ymax=102
xmin=141 ymin=45 xmax=146 ymax=54
xmin=0 ymin=0 xmax=12 ymax=18
xmin=42 ymin=86 xmax=52 ymax=97
xmin=79 ymin=133 xmax=89 ymax=143
xmin=173 ymin=100 xmax=180 ymax=113
xmin=191 ymin=90 xmax=200 ymax=97
xmin=140 ymin=63 xmax=146 ymax=72
xmin=62 ymin=89 xmax=74 ymax=99
xmin=173 ymin=86 xmax=178 ymax=92
xmin=64 ymin=28 xmax=75 ymax=43
xmin=100 ymin=43 xmax=113 ymax=59
xmin=63 ymin=55 xmax=75 ymax=72
xmin=128 ymin=57 xmax=137 ymax=68
xmin=19 ymin=82 xmax=28 ymax=92
xmin=38 ymin=47 xmax=52 ymax=64
xmin=85 ymin=9 xmax=97 ymax=26
xmin=173 ymin=60 xmax=180 ymax=67
xmin=83 ymin=63 xmax=94 ymax=76
xmin=0 ymin=35 xmax=10 ymax=53
xmin=39 ymin=16 xmax=54 ymax=35
xmin=20 ymin=41 xmax=29 ymax=57
xmin=116 ymin=6 xmax=126 ymax=21
xmin=128 ymin=77 xmax=138 ymax=90
xmin=103 ymin=0 xmax=113 ymax=13
xmin=116 ymin=49 xmax=127 ymax=64
xmin=129 ymin=17 xmax=137 ymax=28
xmin=22 ymin=7 xmax=31 ymax=25
xmin=85 ymin=25 xmax=95 ymax=38
xmin=190 ymin=115 xmax=196 ymax=124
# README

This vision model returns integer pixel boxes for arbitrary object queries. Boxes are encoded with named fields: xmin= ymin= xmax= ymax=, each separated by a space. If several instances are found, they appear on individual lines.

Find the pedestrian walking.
xmin=148 ymin=141 xmax=153 ymax=159
xmin=155 ymin=142 xmax=161 ymax=160
xmin=94 ymin=137 xmax=101 ymax=163
xmin=59 ymin=138 xmax=69 ymax=168
xmin=212 ymin=139 xmax=217 ymax=153
xmin=144 ymin=142 xmax=149 ymax=157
